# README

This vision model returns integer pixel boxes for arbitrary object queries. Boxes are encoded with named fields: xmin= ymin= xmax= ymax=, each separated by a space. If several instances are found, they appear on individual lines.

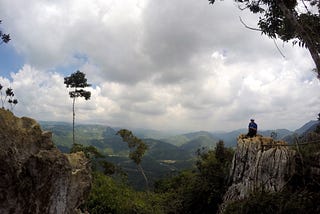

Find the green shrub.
xmin=83 ymin=172 xmax=166 ymax=214
xmin=224 ymin=190 xmax=320 ymax=214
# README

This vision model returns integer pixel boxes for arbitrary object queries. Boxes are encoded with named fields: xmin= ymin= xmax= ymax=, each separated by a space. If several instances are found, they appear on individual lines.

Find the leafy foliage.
xmin=70 ymin=143 xmax=104 ymax=159
xmin=70 ymin=143 xmax=118 ymax=176
xmin=117 ymin=129 xmax=150 ymax=190
xmin=64 ymin=70 xmax=91 ymax=100
xmin=117 ymin=129 xmax=148 ymax=165
xmin=224 ymin=190 xmax=320 ymax=214
xmin=64 ymin=70 xmax=92 ymax=90
xmin=84 ymin=172 xmax=166 ymax=214
xmin=154 ymin=141 xmax=234 ymax=214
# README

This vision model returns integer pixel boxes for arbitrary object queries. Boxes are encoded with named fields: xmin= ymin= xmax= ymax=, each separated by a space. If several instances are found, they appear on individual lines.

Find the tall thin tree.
xmin=64 ymin=70 xmax=91 ymax=145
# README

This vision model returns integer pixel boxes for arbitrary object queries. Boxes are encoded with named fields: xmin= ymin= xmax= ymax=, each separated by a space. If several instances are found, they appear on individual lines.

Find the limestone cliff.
xmin=0 ymin=109 xmax=92 ymax=214
xmin=220 ymin=134 xmax=297 ymax=212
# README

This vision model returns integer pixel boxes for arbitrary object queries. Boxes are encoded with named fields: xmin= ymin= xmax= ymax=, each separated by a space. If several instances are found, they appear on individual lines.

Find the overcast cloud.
xmin=0 ymin=0 xmax=319 ymax=132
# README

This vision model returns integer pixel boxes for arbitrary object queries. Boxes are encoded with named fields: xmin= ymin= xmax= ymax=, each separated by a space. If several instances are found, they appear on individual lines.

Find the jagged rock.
xmin=219 ymin=134 xmax=296 ymax=213
xmin=0 ymin=109 xmax=92 ymax=214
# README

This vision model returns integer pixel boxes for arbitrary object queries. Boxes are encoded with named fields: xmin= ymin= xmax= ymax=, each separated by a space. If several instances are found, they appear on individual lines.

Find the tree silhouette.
xmin=116 ymin=129 xmax=149 ymax=191
xmin=5 ymin=87 xmax=13 ymax=103
xmin=0 ymin=85 xmax=18 ymax=111
xmin=0 ymin=20 xmax=10 ymax=45
xmin=64 ymin=70 xmax=91 ymax=145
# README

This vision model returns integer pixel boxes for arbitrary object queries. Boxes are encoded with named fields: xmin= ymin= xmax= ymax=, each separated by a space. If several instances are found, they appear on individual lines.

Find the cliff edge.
xmin=219 ymin=134 xmax=297 ymax=212
xmin=0 ymin=109 xmax=92 ymax=214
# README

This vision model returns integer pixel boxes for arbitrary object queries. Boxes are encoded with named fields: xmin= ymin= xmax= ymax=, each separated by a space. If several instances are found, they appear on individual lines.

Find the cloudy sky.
xmin=0 ymin=0 xmax=319 ymax=132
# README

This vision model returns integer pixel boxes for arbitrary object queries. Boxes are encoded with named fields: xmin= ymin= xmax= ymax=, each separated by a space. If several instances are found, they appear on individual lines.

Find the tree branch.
xmin=239 ymin=16 xmax=285 ymax=58
xmin=273 ymin=39 xmax=286 ymax=58
xmin=239 ymin=16 xmax=262 ymax=32
xmin=301 ymin=0 xmax=311 ymax=14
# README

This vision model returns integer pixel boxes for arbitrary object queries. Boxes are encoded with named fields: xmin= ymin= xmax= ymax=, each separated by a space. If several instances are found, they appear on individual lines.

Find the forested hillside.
xmin=40 ymin=121 xmax=197 ymax=189
xmin=40 ymin=120 xmax=319 ymax=191
xmin=11 ymin=114 xmax=320 ymax=214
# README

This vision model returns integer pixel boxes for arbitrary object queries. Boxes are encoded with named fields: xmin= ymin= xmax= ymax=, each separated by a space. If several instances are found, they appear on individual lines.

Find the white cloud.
xmin=0 ymin=0 xmax=320 ymax=132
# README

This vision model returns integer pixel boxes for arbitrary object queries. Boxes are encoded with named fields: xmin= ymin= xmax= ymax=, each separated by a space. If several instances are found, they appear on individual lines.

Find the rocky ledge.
xmin=219 ymin=134 xmax=297 ymax=213
xmin=0 ymin=109 xmax=92 ymax=214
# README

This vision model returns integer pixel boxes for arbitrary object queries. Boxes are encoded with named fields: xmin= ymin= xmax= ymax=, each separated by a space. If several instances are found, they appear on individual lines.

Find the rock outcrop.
xmin=0 ymin=109 xmax=92 ymax=214
xmin=219 ymin=134 xmax=297 ymax=212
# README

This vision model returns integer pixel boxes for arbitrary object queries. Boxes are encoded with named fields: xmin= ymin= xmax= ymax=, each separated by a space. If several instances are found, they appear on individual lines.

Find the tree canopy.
xmin=116 ymin=129 xmax=148 ymax=165
xmin=64 ymin=70 xmax=91 ymax=100
xmin=209 ymin=0 xmax=320 ymax=77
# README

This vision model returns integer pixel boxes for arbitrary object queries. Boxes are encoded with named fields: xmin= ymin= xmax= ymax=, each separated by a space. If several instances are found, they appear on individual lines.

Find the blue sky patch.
xmin=0 ymin=44 xmax=25 ymax=79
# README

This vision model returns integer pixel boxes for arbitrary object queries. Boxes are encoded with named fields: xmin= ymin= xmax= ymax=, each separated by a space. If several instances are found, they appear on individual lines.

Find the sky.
xmin=0 ymin=0 xmax=319 ymax=132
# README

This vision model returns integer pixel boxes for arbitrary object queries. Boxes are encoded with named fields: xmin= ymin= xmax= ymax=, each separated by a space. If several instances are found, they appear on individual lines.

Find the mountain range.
xmin=39 ymin=120 xmax=320 ymax=157
xmin=39 ymin=120 xmax=319 ymax=189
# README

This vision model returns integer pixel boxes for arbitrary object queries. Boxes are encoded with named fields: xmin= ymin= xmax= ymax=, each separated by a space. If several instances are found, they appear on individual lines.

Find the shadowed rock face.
xmin=219 ymin=134 xmax=296 ymax=212
xmin=0 ymin=109 xmax=91 ymax=214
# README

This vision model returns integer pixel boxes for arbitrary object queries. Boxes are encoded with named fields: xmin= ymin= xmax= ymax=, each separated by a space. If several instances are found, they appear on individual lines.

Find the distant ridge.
xmin=39 ymin=120 xmax=320 ymax=148
xmin=294 ymin=120 xmax=319 ymax=135
xmin=162 ymin=131 xmax=217 ymax=147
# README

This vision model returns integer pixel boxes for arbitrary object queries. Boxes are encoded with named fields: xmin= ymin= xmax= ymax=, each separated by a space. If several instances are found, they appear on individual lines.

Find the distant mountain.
xmin=212 ymin=129 xmax=246 ymax=147
xmin=281 ymin=121 xmax=320 ymax=144
xmin=40 ymin=120 xmax=319 ymax=149
xmin=259 ymin=129 xmax=293 ymax=139
xmin=144 ymin=138 xmax=192 ymax=160
xmin=212 ymin=128 xmax=294 ymax=147
xmin=39 ymin=121 xmax=107 ymax=147
xmin=132 ymin=128 xmax=182 ymax=140
xmin=163 ymin=131 xmax=218 ymax=147
xmin=161 ymin=134 xmax=190 ymax=147
xmin=294 ymin=120 xmax=319 ymax=135
xmin=180 ymin=135 xmax=218 ymax=153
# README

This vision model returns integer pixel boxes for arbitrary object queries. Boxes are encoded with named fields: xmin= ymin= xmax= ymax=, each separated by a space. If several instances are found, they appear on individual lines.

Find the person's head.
xmin=250 ymin=119 xmax=254 ymax=122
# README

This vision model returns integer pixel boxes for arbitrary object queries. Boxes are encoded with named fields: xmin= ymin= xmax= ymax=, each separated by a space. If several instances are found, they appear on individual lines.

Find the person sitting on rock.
xmin=246 ymin=119 xmax=257 ymax=138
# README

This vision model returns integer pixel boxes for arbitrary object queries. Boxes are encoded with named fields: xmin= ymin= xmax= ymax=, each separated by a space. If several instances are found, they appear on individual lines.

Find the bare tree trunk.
xmin=294 ymin=136 xmax=306 ymax=186
xmin=0 ymin=91 xmax=4 ymax=108
xmin=138 ymin=164 xmax=149 ymax=192
xmin=72 ymin=96 xmax=75 ymax=145
xmin=277 ymin=0 xmax=320 ymax=77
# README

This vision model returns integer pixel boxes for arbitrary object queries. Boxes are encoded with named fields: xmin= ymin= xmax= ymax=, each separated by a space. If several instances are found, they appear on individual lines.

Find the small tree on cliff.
xmin=0 ymin=20 xmax=10 ymax=45
xmin=7 ymin=89 xmax=18 ymax=111
xmin=0 ymin=85 xmax=18 ymax=111
xmin=208 ymin=0 xmax=320 ymax=78
xmin=64 ymin=70 xmax=91 ymax=145
xmin=117 ymin=129 xmax=149 ymax=191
